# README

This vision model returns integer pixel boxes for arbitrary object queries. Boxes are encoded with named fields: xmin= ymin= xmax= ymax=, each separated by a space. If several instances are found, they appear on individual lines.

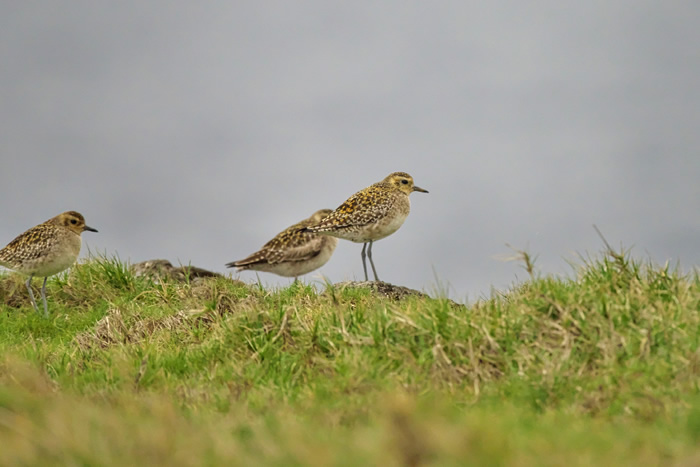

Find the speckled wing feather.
xmin=229 ymin=219 xmax=325 ymax=268
xmin=256 ymin=226 xmax=325 ymax=264
xmin=307 ymin=183 xmax=394 ymax=232
xmin=0 ymin=224 xmax=59 ymax=268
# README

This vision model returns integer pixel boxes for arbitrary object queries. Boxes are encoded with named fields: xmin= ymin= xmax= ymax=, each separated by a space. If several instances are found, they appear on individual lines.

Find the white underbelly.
xmin=346 ymin=211 xmax=409 ymax=243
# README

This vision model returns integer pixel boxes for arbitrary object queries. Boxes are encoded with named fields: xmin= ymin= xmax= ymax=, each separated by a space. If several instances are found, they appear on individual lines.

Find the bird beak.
xmin=84 ymin=225 xmax=98 ymax=233
xmin=413 ymin=185 xmax=429 ymax=193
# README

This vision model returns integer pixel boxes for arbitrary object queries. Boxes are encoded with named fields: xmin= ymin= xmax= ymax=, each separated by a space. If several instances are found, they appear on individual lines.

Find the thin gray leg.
xmin=25 ymin=275 xmax=39 ymax=312
xmin=360 ymin=243 xmax=369 ymax=281
xmin=41 ymin=277 xmax=49 ymax=318
xmin=367 ymin=241 xmax=380 ymax=282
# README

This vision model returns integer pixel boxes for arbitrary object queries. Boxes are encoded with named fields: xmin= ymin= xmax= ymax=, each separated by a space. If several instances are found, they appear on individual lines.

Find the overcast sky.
xmin=1 ymin=2 xmax=698 ymax=302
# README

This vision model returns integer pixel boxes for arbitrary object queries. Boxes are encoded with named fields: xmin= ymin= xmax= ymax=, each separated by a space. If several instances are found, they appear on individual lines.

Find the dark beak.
xmin=84 ymin=225 xmax=98 ymax=233
xmin=413 ymin=185 xmax=429 ymax=193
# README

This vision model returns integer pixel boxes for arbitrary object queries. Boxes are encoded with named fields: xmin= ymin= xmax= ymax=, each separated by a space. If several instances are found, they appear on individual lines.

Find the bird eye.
xmin=401 ymin=179 xmax=409 ymax=185
xmin=70 ymin=219 xmax=78 ymax=225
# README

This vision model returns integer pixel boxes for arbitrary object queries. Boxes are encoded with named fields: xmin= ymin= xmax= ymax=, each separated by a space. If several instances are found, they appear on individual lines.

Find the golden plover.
xmin=302 ymin=172 xmax=428 ymax=281
xmin=226 ymin=209 xmax=338 ymax=279
xmin=0 ymin=211 xmax=98 ymax=316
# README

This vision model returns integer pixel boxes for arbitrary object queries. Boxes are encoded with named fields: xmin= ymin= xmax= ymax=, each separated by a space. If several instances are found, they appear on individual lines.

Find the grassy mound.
xmin=0 ymin=250 xmax=699 ymax=465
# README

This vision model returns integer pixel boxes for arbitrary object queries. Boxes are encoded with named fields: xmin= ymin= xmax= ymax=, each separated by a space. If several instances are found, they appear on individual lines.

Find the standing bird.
xmin=302 ymin=172 xmax=428 ymax=282
xmin=0 ymin=211 xmax=98 ymax=317
xmin=226 ymin=209 xmax=338 ymax=280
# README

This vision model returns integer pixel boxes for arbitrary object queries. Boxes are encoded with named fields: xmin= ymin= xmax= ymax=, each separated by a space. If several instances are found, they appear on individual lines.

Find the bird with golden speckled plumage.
xmin=226 ymin=209 xmax=338 ymax=280
xmin=0 ymin=211 xmax=98 ymax=317
xmin=302 ymin=172 xmax=428 ymax=281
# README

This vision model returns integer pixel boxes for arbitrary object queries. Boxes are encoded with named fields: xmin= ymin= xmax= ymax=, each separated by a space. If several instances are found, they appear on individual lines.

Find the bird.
xmin=226 ymin=209 xmax=338 ymax=280
xmin=0 ymin=211 xmax=98 ymax=317
xmin=302 ymin=172 xmax=428 ymax=282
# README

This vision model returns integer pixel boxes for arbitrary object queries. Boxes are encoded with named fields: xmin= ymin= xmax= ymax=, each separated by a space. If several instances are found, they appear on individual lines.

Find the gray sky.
xmin=1 ymin=2 xmax=699 ymax=302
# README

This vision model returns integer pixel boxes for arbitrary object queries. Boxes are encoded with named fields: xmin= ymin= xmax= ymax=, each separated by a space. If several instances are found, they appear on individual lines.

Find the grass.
xmin=0 ymin=247 xmax=699 ymax=465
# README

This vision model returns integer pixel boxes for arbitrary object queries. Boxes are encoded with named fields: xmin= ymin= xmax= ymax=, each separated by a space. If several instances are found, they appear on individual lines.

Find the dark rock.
xmin=334 ymin=280 xmax=425 ymax=300
xmin=332 ymin=281 xmax=464 ymax=309
xmin=130 ymin=259 xmax=225 ymax=284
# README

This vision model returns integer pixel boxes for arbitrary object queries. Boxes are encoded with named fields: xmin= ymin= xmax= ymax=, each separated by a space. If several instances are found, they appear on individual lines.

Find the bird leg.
xmin=25 ymin=275 xmax=39 ymax=312
xmin=41 ymin=277 xmax=49 ymax=318
xmin=367 ymin=240 xmax=380 ymax=282
xmin=360 ymin=243 xmax=369 ymax=281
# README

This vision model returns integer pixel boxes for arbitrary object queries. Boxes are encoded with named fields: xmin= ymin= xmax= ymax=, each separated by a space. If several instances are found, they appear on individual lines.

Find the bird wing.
xmin=228 ymin=220 xmax=325 ymax=267
xmin=261 ymin=225 xmax=325 ymax=264
xmin=0 ymin=225 xmax=58 ymax=267
xmin=275 ymin=235 xmax=325 ymax=263
xmin=310 ymin=185 xmax=392 ymax=231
